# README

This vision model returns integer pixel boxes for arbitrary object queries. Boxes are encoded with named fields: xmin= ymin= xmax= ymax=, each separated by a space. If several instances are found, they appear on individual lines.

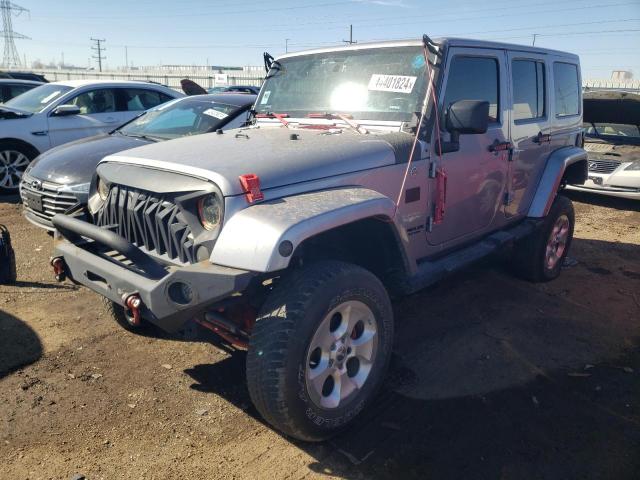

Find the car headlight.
xmin=67 ymin=182 xmax=90 ymax=194
xmin=97 ymin=177 xmax=110 ymax=200
xmin=197 ymin=194 xmax=222 ymax=231
xmin=625 ymin=162 xmax=640 ymax=171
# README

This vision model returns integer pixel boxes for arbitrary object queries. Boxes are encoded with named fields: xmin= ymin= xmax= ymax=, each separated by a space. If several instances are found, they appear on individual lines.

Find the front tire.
xmin=0 ymin=141 xmax=37 ymax=194
xmin=246 ymin=261 xmax=394 ymax=441
xmin=102 ymin=297 xmax=147 ymax=332
xmin=512 ymin=194 xmax=575 ymax=282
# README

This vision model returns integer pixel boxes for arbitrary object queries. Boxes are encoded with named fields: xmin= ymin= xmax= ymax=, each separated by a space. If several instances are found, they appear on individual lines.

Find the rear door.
xmin=47 ymin=88 xmax=122 ymax=147
xmin=427 ymin=48 xmax=510 ymax=247
xmin=505 ymin=52 xmax=550 ymax=217
xmin=117 ymin=88 xmax=175 ymax=123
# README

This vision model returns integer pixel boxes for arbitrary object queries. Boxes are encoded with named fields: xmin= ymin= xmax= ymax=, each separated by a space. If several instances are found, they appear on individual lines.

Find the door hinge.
xmin=428 ymin=161 xmax=437 ymax=178
xmin=427 ymin=215 xmax=434 ymax=232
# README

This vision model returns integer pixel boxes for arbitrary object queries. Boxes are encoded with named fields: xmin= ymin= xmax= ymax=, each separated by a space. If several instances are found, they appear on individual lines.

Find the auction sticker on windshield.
xmin=368 ymin=74 xmax=417 ymax=93
xmin=203 ymin=108 xmax=228 ymax=120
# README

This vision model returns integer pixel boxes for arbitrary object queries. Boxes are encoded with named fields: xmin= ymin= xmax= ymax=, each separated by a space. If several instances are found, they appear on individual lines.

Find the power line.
xmin=0 ymin=0 xmax=30 ymax=68
xmin=91 ymin=37 xmax=105 ymax=72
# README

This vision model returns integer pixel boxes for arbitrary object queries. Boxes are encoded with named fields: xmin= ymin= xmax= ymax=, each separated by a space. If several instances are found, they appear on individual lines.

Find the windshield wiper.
xmin=0 ymin=105 xmax=30 ymax=117
xmin=306 ymin=112 xmax=368 ymax=135
xmin=255 ymin=112 xmax=290 ymax=128
xmin=117 ymin=131 xmax=162 ymax=142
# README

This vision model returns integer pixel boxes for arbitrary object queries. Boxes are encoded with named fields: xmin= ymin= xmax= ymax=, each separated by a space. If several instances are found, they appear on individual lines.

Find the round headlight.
xmin=97 ymin=177 xmax=110 ymax=200
xmin=198 ymin=194 xmax=221 ymax=231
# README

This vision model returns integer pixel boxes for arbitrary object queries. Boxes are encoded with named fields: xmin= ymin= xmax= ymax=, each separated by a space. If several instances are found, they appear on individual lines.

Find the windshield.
xmin=584 ymin=122 xmax=640 ymax=138
xmin=255 ymin=46 xmax=428 ymax=122
xmin=119 ymin=97 xmax=244 ymax=140
xmin=3 ymin=83 xmax=73 ymax=113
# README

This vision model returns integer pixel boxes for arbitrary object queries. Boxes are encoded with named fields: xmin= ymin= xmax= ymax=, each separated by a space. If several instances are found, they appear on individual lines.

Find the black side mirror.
xmin=439 ymin=100 xmax=490 ymax=154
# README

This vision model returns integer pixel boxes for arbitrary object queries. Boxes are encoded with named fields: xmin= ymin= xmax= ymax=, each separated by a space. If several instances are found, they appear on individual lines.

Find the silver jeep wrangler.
xmin=51 ymin=36 xmax=587 ymax=441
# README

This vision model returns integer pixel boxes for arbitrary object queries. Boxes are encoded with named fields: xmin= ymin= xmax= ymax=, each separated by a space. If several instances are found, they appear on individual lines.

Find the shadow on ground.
xmin=0 ymin=309 xmax=43 ymax=379
xmin=184 ymin=238 xmax=640 ymax=479
xmin=565 ymin=190 xmax=640 ymax=212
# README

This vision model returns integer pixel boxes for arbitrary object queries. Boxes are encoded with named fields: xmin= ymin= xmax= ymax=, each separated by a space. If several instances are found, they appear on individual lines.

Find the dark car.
xmin=20 ymin=93 xmax=256 ymax=230
xmin=207 ymin=85 xmax=260 ymax=95
xmin=0 ymin=71 xmax=48 ymax=83
xmin=0 ymin=79 xmax=44 ymax=103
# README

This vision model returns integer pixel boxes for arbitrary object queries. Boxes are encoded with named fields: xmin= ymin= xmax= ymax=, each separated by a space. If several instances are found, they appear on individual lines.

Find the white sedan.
xmin=0 ymin=80 xmax=182 ymax=193
xmin=568 ymin=90 xmax=640 ymax=200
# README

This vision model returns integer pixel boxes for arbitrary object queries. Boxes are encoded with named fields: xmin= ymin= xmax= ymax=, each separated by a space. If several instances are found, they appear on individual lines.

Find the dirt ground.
xmin=1 ymin=191 xmax=639 ymax=480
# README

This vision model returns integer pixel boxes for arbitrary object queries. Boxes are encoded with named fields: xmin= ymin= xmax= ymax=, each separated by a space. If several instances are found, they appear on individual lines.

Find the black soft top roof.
xmin=583 ymin=90 xmax=640 ymax=125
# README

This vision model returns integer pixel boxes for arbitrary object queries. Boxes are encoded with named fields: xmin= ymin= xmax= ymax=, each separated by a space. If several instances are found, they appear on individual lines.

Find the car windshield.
xmin=119 ymin=97 xmax=244 ymax=140
xmin=584 ymin=122 xmax=640 ymax=138
xmin=3 ymin=83 xmax=73 ymax=113
xmin=255 ymin=46 xmax=428 ymax=122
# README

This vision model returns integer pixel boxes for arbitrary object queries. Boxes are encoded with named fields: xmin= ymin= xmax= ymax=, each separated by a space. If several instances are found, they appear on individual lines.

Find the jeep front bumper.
xmin=52 ymin=214 xmax=254 ymax=333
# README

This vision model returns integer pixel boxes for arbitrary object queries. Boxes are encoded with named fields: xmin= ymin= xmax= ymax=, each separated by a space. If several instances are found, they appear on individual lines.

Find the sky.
xmin=4 ymin=0 xmax=640 ymax=79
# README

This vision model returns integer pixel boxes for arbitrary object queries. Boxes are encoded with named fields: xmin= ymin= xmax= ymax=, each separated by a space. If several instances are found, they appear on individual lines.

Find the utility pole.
xmin=0 ymin=0 xmax=30 ymax=68
xmin=343 ymin=24 xmax=356 ymax=45
xmin=124 ymin=45 xmax=128 ymax=70
xmin=285 ymin=38 xmax=290 ymax=53
xmin=532 ymin=33 xmax=539 ymax=46
xmin=91 ymin=37 xmax=106 ymax=72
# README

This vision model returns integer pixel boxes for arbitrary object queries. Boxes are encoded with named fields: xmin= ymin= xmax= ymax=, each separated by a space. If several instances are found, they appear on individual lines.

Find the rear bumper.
xmin=52 ymin=215 xmax=254 ymax=333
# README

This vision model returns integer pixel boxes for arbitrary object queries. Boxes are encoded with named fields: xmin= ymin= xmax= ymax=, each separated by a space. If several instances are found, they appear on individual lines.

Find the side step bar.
xmin=407 ymin=219 xmax=540 ymax=294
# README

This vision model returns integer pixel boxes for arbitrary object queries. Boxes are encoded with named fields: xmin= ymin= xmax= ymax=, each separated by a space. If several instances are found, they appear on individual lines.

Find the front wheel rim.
xmin=0 ymin=149 xmax=30 ymax=190
xmin=545 ymin=214 xmax=570 ymax=270
xmin=305 ymin=300 xmax=379 ymax=410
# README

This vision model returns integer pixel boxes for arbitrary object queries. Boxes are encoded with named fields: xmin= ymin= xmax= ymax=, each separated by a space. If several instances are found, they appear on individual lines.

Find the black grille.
xmin=95 ymin=185 xmax=195 ymax=264
xmin=588 ymin=159 xmax=621 ymax=174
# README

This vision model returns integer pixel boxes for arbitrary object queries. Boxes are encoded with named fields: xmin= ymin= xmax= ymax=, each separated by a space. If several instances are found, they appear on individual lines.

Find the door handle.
xmin=488 ymin=139 xmax=513 ymax=153
xmin=533 ymin=132 xmax=551 ymax=144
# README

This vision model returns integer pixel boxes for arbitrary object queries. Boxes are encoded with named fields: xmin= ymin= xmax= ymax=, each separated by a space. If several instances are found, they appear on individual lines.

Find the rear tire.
xmin=246 ymin=260 xmax=394 ymax=441
xmin=512 ymin=195 xmax=575 ymax=282
xmin=0 ymin=141 xmax=38 ymax=195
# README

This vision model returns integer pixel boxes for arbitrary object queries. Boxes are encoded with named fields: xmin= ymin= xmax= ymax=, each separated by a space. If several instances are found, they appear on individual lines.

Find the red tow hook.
xmin=123 ymin=294 xmax=142 ymax=326
xmin=50 ymin=257 xmax=66 ymax=282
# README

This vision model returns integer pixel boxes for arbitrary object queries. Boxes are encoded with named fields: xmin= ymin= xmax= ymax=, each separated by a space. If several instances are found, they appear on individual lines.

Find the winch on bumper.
xmin=51 ymin=214 xmax=254 ymax=333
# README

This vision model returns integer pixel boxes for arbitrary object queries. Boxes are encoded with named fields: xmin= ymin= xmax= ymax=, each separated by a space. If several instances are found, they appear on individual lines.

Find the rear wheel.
xmin=512 ymin=195 xmax=575 ymax=282
xmin=0 ymin=142 xmax=37 ymax=194
xmin=246 ymin=260 xmax=394 ymax=441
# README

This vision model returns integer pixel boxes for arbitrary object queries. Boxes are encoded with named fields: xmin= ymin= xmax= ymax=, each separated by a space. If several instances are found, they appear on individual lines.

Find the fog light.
xmin=168 ymin=281 xmax=194 ymax=305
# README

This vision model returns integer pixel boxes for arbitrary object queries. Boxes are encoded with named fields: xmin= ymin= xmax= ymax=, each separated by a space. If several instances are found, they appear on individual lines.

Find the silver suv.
xmin=50 ymin=37 xmax=587 ymax=441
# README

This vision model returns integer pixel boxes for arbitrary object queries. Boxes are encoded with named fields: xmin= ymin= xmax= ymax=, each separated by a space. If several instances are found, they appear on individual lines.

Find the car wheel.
xmin=102 ymin=297 xmax=148 ymax=332
xmin=0 ymin=142 xmax=37 ymax=195
xmin=512 ymin=194 xmax=575 ymax=282
xmin=246 ymin=260 xmax=394 ymax=441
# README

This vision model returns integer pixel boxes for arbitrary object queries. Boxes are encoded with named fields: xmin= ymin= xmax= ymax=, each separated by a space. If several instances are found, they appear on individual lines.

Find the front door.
xmin=427 ymin=48 xmax=509 ymax=247
xmin=505 ymin=52 xmax=551 ymax=217
xmin=47 ymin=88 xmax=123 ymax=147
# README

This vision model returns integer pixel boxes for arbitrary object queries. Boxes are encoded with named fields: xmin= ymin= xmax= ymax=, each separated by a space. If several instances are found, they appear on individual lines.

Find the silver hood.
xmin=100 ymin=127 xmax=413 ymax=196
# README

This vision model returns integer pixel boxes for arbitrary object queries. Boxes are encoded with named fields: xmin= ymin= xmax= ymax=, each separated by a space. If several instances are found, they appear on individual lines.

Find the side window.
xmin=443 ymin=56 xmax=499 ymax=123
xmin=512 ymin=60 xmax=545 ymax=120
xmin=69 ymin=89 xmax=116 ymax=114
xmin=121 ymin=88 xmax=171 ymax=112
xmin=553 ymin=62 xmax=580 ymax=117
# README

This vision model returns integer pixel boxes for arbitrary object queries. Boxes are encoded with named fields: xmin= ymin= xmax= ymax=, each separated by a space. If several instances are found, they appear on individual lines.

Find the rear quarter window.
xmin=553 ymin=62 xmax=580 ymax=117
